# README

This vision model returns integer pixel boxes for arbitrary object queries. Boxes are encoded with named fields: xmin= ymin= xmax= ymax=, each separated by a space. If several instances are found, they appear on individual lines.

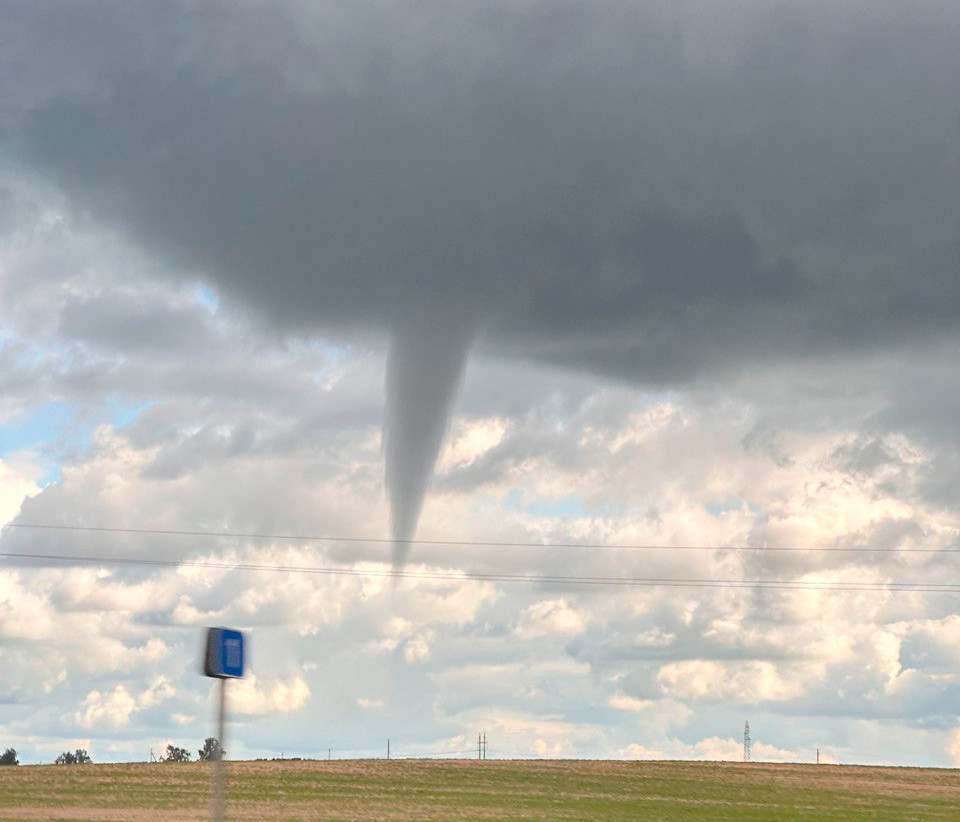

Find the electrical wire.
xmin=394 ymin=748 xmax=477 ymax=758
xmin=4 ymin=522 xmax=958 ymax=554
xmin=0 ymin=549 xmax=957 ymax=593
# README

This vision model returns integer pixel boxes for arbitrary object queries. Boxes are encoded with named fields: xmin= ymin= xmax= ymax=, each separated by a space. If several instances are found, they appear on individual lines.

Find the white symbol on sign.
xmin=225 ymin=638 xmax=241 ymax=669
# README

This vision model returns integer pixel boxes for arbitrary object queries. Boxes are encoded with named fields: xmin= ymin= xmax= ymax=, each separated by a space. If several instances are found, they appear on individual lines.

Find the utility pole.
xmin=816 ymin=747 xmax=820 ymax=765
xmin=743 ymin=721 xmax=751 ymax=763
xmin=328 ymin=748 xmax=331 ymax=761
xmin=387 ymin=739 xmax=390 ymax=760
xmin=483 ymin=732 xmax=487 ymax=760
xmin=478 ymin=733 xmax=482 ymax=761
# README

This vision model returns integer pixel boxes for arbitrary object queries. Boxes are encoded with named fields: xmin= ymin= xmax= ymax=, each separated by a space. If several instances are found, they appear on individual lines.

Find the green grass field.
xmin=0 ymin=758 xmax=957 ymax=821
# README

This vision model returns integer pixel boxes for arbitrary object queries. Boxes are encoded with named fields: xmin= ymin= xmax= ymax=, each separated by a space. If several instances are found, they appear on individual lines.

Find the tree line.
xmin=1 ymin=747 xmax=92 ymax=765
xmin=162 ymin=738 xmax=224 ymax=762
xmin=0 ymin=738 xmax=223 ymax=765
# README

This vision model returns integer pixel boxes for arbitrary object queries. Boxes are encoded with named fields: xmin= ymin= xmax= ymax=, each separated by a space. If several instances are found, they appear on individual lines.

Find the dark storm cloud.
xmin=5 ymin=0 xmax=958 ymax=368
xmin=2 ymin=0 xmax=958 ymax=550
xmin=57 ymin=292 xmax=214 ymax=355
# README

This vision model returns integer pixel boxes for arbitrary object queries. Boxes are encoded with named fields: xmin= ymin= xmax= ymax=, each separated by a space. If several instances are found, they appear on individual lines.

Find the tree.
xmin=162 ymin=744 xmax=191 ymax=763
xmin=55 ymin=749 xmax=92 ymax=765
xmin=0 ymin=748 xmax=18 ymax=766
xmin=197 ymin=737 xmax=224 ymax=762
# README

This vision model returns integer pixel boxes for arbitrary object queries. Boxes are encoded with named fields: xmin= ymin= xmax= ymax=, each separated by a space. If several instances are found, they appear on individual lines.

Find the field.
xmin=0 ymin=758 xmax=957 ymax=821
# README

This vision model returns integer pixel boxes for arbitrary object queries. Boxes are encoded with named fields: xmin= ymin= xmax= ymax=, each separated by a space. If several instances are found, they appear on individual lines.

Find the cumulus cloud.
xmin=356 ymin=697 xmax=384 ymax=711
xmin=657 ymin=660 xmax=807 ymax=704
xmin=0 ymin=460 xmax=40 ymax=526
xmin=515 ymin=599 xmax=588 ymax=638
xmin=73 ymin=686 xmax=137 ymax=729
xmin=619 ymin=743 xmax=664 ymax=760
xmin=403 ymin=630 xmax=435 ymax=664
xmin=3 ymin=359 xmax=960 ymax=764
xmin=230 ymin=674 xmax=311 ymax=717
xmin=945 ymin=729 xmax=960 ymax=766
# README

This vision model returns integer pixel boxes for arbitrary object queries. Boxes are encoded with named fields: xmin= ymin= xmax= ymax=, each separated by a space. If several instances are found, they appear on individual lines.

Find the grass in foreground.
xmin=0 ymin=758 xmax=957 ymax=821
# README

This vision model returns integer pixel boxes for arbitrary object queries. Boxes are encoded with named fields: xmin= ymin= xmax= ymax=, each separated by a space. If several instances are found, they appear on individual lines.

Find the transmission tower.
xmin=743 ymin=721 xmax=751 ymax=762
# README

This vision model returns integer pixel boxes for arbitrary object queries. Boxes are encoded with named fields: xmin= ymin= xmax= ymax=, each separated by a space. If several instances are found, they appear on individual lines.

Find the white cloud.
xmin=689 ymin=736 xmax=744 ymax=761
xmin=656 ymin=660 xmax=809 ymax=703
xmin=137 ymin=676 xmax=175 ymax=709
xmin=689 ymin=736 xmax=803 ymax=763
xmin=73 ymin=686 xmax=137 ymax=729
xmin=230 ymin=674 xmax=310 ymax=716
xmin=608 ymin=694 xmax=653 ymax=713
xmin=0 ymin=459 xmax=41 ymax=525
xmin=619 ymin=743 xmax=665 ymax=760
xmin=945 ymin=728 xmax=960 ymax=766
xmin=72 ymin=677 xmax=175 ymax=729
xmin=2 ymin=279 xmax=960 ymax=768
xmin=437 ymin=418 xmax=507 ymax=472
xmin=533 ymin=737 xmax=570 ymax=757
xmin=403 ymin=630 xmax=435 ymax=664
xmin=515 ymin=599 xmax=588 ymax=638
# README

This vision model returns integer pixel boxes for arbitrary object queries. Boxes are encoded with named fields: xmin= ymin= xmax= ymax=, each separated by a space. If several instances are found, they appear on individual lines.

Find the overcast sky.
xmin=1 ymin=0 xmax=960 ymax=766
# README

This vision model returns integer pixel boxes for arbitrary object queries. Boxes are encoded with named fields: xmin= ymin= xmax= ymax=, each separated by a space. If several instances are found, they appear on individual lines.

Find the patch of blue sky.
xmin=315 ymin=338 xmax=350 ymax=362
xmin=195 ymin=284 xmax=219 ymax=311
xmin=104 ymin=396 xmax=152 ymax=427
xmin=0 ymin=396 xmax=151 ymax=485
xmin=0 ymin=400 xmax=81 ymax=455
xmin=289 ymin=337 xmax=356 ymax=386
xmin=0 ymin=400 xmax=83 ymax=484
xmin=503 ymin=488 xmax=610 ymax=519
xmin=641 ymin=388 xmax=684 ymax=405
xmin=706 ymin=497 xmax=757 ymax=517
xmin=0 ymin=338 xmax=86 ymax=383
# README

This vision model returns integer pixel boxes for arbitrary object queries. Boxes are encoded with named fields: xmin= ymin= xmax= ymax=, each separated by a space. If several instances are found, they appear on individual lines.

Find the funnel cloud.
xmin=2 ymin=0 xmax=957 ymax=557
xmin=385 ymin=315 xmax=475 ymax=566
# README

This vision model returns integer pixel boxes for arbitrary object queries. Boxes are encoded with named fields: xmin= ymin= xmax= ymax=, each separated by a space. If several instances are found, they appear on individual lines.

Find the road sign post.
xmin=203 ymin=627 xmax=245 ymax=822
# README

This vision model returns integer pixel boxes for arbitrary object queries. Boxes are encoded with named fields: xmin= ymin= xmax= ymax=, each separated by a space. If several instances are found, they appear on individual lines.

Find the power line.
xmin=4 ymin=522 xmax=959 ymax=554
xmin=1 ymin=549 xmax=959 ymax=593
xmin=395 ymin=748 xmax=476 ymax=759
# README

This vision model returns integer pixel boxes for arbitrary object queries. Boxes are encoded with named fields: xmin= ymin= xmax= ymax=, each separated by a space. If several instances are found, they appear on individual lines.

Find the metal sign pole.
xmin=211 ymin=678 xmax=226 ymax=821
xmin=203 ymin=627 xmax=244 ymax=822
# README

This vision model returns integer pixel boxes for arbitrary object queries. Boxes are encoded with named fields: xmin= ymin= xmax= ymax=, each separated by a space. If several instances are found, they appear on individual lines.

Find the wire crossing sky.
xmin=4 ymin=548 xmax=960 ymax=594
xmin=6 ymin=523 xmax=960 ymax=554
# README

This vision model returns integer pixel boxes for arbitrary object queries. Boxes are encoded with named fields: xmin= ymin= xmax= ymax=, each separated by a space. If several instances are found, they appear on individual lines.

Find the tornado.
xmin=384 ymin=316 xmax=475 ymax=569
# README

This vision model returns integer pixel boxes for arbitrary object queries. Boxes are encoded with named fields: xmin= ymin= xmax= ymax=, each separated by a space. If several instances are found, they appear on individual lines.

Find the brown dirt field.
xmin=0 ymin=758 xmax=957 ymax=821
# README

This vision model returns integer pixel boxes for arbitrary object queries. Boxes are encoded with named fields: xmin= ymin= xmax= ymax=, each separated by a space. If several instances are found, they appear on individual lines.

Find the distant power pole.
xmin=743 ymin=722 xmax=751 ymax=762
xmin=816 ymin=747 xmax=820 ymax=765
xmin=478 ymin=733 xmax=482 ymax=761
xmin=483 ymin=733 xmax=487 ymax=760
xmin=387 ymin=739 xmax=391 ymax=760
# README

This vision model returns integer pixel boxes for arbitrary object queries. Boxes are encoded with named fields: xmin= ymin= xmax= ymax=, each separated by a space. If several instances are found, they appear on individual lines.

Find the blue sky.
xmin=0 ymin=398 xmax=149 ymax=485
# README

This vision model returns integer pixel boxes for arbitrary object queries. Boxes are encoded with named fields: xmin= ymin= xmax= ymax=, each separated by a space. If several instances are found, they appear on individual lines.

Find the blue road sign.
xmin=204 ymin=627 xmax=245 ymax=678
